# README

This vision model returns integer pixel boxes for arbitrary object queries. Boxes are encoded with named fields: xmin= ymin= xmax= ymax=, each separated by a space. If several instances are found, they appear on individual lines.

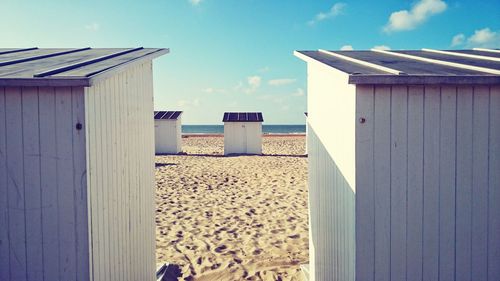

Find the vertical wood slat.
xmin=488 ymin=85 xmax=500 ymax=280
xmin=55 ymin=87 xmax=77 ymax=280
xmin=373 ymin=85 xmax=391 ymax=281
xmin=5 ymin=87 xmax=27 ymax=281
xmin=72 ymin=87 xmax=89 ymax=281
xmin=0 ymin=87 xmax=10 ymax=281
xmin=22 ymin=87 xmax=44 ymax=280
xmin=406 ymin=85 xmax=424 ymax=281
xmin=471 ymin=86 xmax=489 ymax=281
xmin=422 ymin=85 xmax=440 ymax=281
xmin=355 ymin=85 xmax=374 ymax=281
xmin=439 ymin=86 xmax=457 ymax=281
xmin=39 ymin=87 xmax=59 ymax=281
xmin=390 ymin=85 xmax=408 ymax=281
xmin=455 ymin=86 xmax=473 ymax=281
xmin=84 ymin=63 xmax=156 ymax=281
xmin=84 ymin=84 xmax=96 ymax=281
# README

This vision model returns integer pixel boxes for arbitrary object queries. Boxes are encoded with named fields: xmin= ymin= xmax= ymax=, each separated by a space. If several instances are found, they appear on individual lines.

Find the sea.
xmin=182 ymin=124 xmax=306 ymax=135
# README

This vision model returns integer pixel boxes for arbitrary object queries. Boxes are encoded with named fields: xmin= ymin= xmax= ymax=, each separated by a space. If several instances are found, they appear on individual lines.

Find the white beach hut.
xmin=223 ymin=112 xmax=264 ymax=155
xmin=154 ymin=111 xmax=183 ymax=154
xmin=0 ymin=47 xmax=168 ymax=281
xmin=295 ymin=48 xmax=500 ymax=281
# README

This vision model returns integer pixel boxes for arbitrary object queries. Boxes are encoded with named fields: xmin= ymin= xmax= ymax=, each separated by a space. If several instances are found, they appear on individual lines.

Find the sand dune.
xmin=155 ymin=136 xmax=309 ymax=280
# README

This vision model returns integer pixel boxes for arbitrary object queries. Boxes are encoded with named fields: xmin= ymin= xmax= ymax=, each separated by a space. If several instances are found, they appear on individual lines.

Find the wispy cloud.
xmin=373 ymin=45 xmax=391 ymax=50
xmin=384 ymin=0 xmax=447 ymax=33
xmin=189 ymin=0 xmax=202 ymax=6
xmin=235 ymin=76 xmax=262 ymax=94
xmin=451 ymin=28 xmax=500 ymax=48
xmin=340 ymin=45 xmax=354 ymax=50
xmin=292 ymin=88 xmax=305 ymax=97
xmin=451 ymin=34 xmax=465 ymax=47
xmin=308 ymin=3 xmax=346 ymax=26
xmin=85 ymin=22 xmax=100 ymax=31
xmin=268 ymin=78 xmax=296 ymax=86
xmin=177 ymin=98 xmax=200 ymax=108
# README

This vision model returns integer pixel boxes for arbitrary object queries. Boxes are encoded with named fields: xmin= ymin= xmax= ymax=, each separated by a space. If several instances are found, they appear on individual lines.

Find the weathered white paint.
xmin=0 ymin=61 xmax=157 ymax=281
xmin=354 ymin=84 xmax=500 ymax=281
xmin=300 ymin=54 xmax=500 ymax=281
xmin=154 ymin=117 xmax=182 ymax=154
xmin=306 ymin=58 xmax=356 ymax=281
xmin=223 ymin=121 xmax=262 ymax=155
xmin=0 ymin=86 xmax=88 ymax=281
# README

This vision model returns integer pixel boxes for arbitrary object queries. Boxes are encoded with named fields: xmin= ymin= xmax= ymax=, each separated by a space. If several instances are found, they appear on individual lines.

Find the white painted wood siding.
xmin=0 ymin=86 xmax=89 ymax=281
xmin=306 ymin=60 xmax=356 ymax=281
xmin=223 ymin=122 xmax=262 ymax=155
xmin=154 ymin=118 xmax=182 ymax=154
xmin=84 ymin=62 xmax=156 ymax=281
xmin=355 ymin=84 xmax=500 ymax=281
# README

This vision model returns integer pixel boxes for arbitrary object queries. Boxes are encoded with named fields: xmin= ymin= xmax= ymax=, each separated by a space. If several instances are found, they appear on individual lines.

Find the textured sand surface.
xmin=155 ymin=136 xmax=309 ymax=281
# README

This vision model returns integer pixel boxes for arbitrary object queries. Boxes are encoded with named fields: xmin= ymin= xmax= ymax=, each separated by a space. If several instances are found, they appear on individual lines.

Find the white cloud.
xmin=384 ymin=0 xmax=447 ymax=33
xmin=340 ymin=45 xmax=354 ymax=50
xmin=268 ymin=78 xmax=296 ymax=86
xmin=468 ymin=28 xmax=500 ymax=47
xmin=189 ymin=0 xmax=202 ymax=6
xmin=308 ymin=3 xmax=346 ymax=25
xmin=451 ymin=33 xmax=465 ymax=46
xmin=450 ymin=28 xmax=500 ymax=48
xmin=177 ymin=98 xmax=200 ymax=108
xmin=235 ymin=76 xmax=262 ymax=94
xmin=373 ymin=45 xmax=391 ymax=50
xmin=247 ymin=76 xmax=261 ymax=89
xmin=292 ymin=88 xmax=305 ymax=97
xmin=85 ymin=23 xmax=100 ymax=31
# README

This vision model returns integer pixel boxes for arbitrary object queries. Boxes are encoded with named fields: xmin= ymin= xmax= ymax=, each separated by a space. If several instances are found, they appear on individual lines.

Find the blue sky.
xmin=1 ymin=0 xmax=499 ymax=124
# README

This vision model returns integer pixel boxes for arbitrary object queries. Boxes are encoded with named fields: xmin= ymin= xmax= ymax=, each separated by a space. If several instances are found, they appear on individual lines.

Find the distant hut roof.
xmin=222 ymin=112 xmax=264 ymax=122
xmin=294 ymin=48 xmax=500 ymax=85
xmin=154 ymin=111 xmax=183 ymax=120
xmin=0 ymin=47 xmax=169 ymax=87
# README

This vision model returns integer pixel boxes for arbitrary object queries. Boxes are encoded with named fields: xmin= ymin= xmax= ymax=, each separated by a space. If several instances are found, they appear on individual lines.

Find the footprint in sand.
xmin=214 ymin=245 xmax=227 ymax=253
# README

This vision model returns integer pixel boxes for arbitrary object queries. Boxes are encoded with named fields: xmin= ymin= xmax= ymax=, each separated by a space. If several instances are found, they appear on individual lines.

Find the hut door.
xmin=240 ymin=123 xmax=247 ymax=153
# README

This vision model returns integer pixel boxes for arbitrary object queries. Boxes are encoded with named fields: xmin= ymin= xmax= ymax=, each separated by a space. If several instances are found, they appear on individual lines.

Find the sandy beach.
xmin=155 ymin=135 xmax=309 ymax=280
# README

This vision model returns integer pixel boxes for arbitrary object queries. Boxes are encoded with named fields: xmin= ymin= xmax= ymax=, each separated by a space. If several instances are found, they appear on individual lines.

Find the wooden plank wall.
xmin=355 ymin=84 xmax=500 ymax=281
xmin=224 ymin=122 xmax=262 ymax=155
xmin=0 ymin=86 xmax=88 ymax=281
xmin=307 ymin=61 xmax=356 ymax=281
xmin=154 ymin=118 xmax=182 ymax=154
xmin=85 ymin=61 xmax=156 ymax=281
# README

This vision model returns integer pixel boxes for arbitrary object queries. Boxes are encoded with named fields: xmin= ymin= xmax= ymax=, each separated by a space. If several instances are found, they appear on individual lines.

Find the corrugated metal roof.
xmin=154 ymin=111 xmax=182 ymax=120
xmin=0 ymin=47 xmax=169 ymax=87
xmin=222 ymin=112 xmax=264 ymax=122
xmin=294 ymin=48 xmax=500 ymax=85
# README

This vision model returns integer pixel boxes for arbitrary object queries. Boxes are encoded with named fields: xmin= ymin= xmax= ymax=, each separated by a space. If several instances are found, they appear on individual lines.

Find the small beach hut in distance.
xmin=294 ymin=48 xmax=500 ymax=281
xmin=154 ymin=110 xmax=183 ymax=154
xmin=223 ymin=112 xmax=264 ymax=155
xmin=0 ymin=47 xmax=168 ymax=281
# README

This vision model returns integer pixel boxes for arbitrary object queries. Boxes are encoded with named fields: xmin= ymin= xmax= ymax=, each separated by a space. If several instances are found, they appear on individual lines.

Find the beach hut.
xmin=223 ymin=112 xmax=264 ymax=155
xmin=295 ymin=48 xmax=500 ymax=281
xmin=0 ymin=47 xmax=168 ymax=281
xmin=154 ymin=111 xmax=183 ymax=154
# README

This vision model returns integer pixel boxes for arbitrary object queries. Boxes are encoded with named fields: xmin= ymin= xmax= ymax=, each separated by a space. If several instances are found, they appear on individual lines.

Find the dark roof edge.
xmin=349 ymin=75 xmax=500 ymax=85
xmin=0 ymin=77 xmax=90 ymax=87
xmin=88 ymin=48 xmax=169 ymax=86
